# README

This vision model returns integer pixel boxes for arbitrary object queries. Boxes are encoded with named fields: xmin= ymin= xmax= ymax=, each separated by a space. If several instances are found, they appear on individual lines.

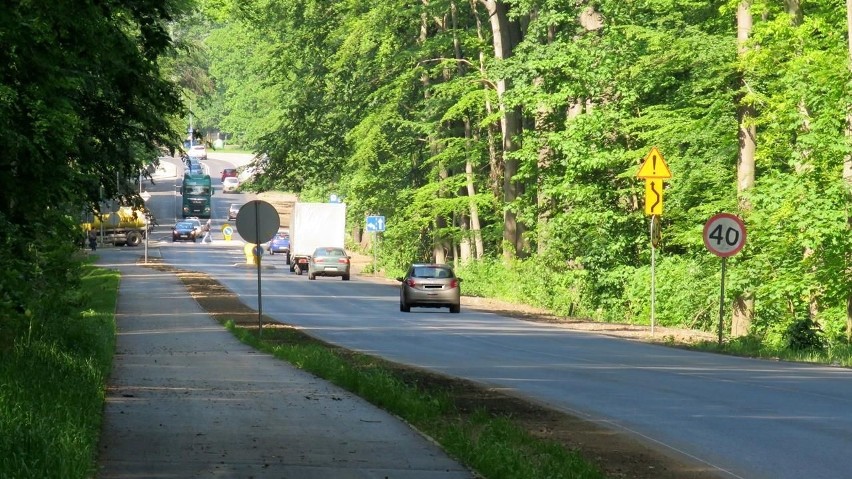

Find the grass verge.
xmin=681 ymin=336 xmax=852 ymax=367
xmin=225 ymin=321 xmax=604 ymax=479
xmin=0 ymin=262 xmax=118 ymax=479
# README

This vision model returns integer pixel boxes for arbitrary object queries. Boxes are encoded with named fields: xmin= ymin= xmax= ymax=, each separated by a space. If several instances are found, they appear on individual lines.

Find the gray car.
xmin=307 ymin=247 xmax=351 ymax=280
xmin=397 ymin=264 xmax=461 ymax=313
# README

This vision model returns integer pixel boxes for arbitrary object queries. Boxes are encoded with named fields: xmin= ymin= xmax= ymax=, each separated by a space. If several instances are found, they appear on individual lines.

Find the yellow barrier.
xmin=243 ymin=243 xmax=263 ymax=265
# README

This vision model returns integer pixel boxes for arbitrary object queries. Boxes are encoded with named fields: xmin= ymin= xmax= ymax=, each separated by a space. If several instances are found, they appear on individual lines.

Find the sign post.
xmin=236 ymin=201 xmax=280 ymax=337
xmin=141 ymin=191 xmax=152 ymax=263
xmin=636 ymin=147 xmax=672 ymax=335
xmin=365 ymin=215 xmax=386 ymax=275
xmin=703 ymin=213 xmax=747 ymax=344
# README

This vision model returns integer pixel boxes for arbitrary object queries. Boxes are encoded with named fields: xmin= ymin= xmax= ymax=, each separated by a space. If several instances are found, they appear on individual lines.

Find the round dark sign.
xmin=236 ymin=200 xmax=280 ymax=244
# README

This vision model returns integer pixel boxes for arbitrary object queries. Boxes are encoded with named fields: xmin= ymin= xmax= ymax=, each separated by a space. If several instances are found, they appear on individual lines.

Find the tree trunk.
xmin=465 ymin=119 xmax=484 ymax=260
xmin=470 ymin=0 xmax=502 ymax=198
xmin=480 ymin=0 xmax=524 ymax=262
xmin=421 ymin=2 xmax=450 ymax=264
xmin=845 ymin=0 xmax=852 ymax=340
xmin=452 ymin=0 xmax=483 ymax=262
xmin=732 ymin=0 xmax=756 ymax=338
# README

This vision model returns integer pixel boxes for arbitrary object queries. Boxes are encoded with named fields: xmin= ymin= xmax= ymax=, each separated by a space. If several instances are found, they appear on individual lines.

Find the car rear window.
xmin=316 ymin=248 xmax=345 ymax=256
xmin=412 ymin=267 xmax=453 ymax=278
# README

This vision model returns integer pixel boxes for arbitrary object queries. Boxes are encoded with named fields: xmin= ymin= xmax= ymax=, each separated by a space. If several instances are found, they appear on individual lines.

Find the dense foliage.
xmin=197 ymin=0 xmax=852 ymax=346
xmin=0 ymin=2 xmax=186 ymax=359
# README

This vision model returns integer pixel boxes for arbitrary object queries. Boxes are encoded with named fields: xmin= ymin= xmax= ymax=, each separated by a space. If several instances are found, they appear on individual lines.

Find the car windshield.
xmin=185 ymin=185 xmax=210 ymax=195
xmin=412 ymin=266 xmax=453 ymax=278
xmin=175 ymin=222 xmax=192 ymax=229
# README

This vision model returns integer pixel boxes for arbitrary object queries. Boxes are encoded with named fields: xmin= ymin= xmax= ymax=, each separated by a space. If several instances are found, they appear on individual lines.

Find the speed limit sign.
xmin=703 ymin=213 xmax=746 ymax=257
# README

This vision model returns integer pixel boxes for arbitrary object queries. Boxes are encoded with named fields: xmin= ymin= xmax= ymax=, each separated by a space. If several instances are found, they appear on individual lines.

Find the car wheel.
xmin=449 ymin=304 xmax=461 ymax=314
xmin=269 ymin=250 xmax=274 ymax=255
xmin=400 ymin=301 xmax=410 ymax=313
xmin=295 ymin=266 xmax=303 ymax=275
xmin=342 ymin=275 xmax=350 ymax=281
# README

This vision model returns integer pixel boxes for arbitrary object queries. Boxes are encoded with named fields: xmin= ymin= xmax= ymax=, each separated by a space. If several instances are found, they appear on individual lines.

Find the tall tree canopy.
xmin=1 ymin=0 xmax=186 ymax=340
xmin=200 ymin=0 xmax=851 ymax=346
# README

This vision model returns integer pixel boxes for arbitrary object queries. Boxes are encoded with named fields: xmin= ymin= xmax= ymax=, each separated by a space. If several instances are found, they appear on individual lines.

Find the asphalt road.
xmin=141 ymin=154 xmax=852 ymax=479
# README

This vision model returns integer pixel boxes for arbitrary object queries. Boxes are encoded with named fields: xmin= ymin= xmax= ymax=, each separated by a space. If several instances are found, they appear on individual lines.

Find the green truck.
xmin=181 ymin=173 xmax=213 ymax=219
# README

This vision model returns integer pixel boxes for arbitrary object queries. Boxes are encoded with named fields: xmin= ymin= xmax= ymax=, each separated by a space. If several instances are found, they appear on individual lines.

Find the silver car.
xmin=307 ymin=247 xmax=351 ymax=281
xmin=228 ymin=203 xmax=241 ymax=221
xmin=397 ymin=264 xmax=461 ymax=313
xmin=184 ymin=217 xmax=203 ymax=236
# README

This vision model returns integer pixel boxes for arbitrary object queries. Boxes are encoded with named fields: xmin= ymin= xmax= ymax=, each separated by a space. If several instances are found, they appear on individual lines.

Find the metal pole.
xmin=144 ymin=219 xmax=149 ymax=264
xmin=373 ymin=231 xmax=377 ymax=275
xmin=255 ymin=203 xmax=263 ymax=338
xmin=651 ymin=244 xmax=656 ymax=335
xmin=718 ymin=257 xmax=727 ymax=345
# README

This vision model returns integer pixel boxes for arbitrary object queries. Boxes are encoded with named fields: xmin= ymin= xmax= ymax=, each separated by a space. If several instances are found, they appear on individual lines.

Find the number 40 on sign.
xmin=703 ymin=213 xmax=746 ymax=258
xmin=703 ymin=212 xmax=747 ymax=344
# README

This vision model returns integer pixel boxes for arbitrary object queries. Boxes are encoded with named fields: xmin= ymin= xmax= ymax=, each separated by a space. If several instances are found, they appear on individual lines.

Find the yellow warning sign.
xmin=636 ymin=147 xmax=672 ymax=179
xmin=644 ymin=179 xmax=664 ymax=216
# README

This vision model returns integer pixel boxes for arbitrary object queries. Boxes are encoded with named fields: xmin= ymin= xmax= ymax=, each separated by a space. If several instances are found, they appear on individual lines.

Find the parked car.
xmin=222 ymin=177 xmax=240 ymax=193
xmin=188 ymin=144 xmax=207 ymax=160
xmin=307 ymin=246 xmax=351 ymax=280
xmin=228 ymin=203 xmax=241 ymax=221
xmin=220 ymin=168 xmax=237 ymax=181
xmin=397 ymin=264 xmax=461 ymax=313
xmin=172 ymin=221 xmax=198 ymax=242
xmin=267 ymin=231 xmax=291 ymax=261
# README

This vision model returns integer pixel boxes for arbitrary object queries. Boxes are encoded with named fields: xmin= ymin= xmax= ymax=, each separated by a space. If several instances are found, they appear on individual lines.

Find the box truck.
xmin=288 ymin=202 xmax=346 ymax=275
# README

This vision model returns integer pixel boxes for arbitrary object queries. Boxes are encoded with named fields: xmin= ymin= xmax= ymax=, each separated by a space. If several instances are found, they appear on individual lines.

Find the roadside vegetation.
xmin=200 ymin=0 xmax=852 ymax=357
xmin=685 ymin=335 xmax=852 ymax=368
xmin=0 ymin=259 xmax=118 ymax=479
xmin=225 ymin=321 xmax=605 ymax=479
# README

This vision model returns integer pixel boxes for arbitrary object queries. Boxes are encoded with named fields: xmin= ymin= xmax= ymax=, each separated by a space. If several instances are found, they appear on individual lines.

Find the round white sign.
xmin=236 ymin=200 xmax=280 ymax=244
xmin=703 ymin=213 xmax=746 ymax=257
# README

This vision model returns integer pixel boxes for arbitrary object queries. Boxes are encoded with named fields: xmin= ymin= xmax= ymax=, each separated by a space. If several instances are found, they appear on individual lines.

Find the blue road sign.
xmin=366 ymin=215 xmax=386 ymax=232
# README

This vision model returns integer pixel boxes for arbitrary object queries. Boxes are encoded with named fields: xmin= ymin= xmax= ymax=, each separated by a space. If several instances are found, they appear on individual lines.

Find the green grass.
xmin=0 ymin=263 xmax=118 ymax=479
xmin=226 ymin=322 xmax=605 ymax=479
xmin=215 ymin=143 xmax=254 ymax=155
xmin=684 ymin=337 xmax=852 ymax=367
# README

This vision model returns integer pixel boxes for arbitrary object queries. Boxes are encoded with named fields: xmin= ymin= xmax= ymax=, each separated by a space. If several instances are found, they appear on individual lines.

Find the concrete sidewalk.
xmin=95 ymin=248 xmax=474 ymax=479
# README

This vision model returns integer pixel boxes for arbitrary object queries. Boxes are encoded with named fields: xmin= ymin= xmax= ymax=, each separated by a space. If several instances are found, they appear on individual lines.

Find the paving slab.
xmin=95 ymin=248 xmax=474 ymax=479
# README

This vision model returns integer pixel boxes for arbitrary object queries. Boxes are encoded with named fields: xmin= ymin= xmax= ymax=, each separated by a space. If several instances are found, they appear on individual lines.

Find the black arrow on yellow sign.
xmin=644 ymin=179 xmax=663 ymax=216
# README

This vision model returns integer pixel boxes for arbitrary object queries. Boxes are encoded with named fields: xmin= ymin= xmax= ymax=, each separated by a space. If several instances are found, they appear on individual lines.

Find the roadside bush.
xmin=783 ymin=317 xmax=826 ymax=352
xmin=617 ymin=256 xmax=718 ymax=330
xmin=455 ymin=256 xmax=589 ymax=317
